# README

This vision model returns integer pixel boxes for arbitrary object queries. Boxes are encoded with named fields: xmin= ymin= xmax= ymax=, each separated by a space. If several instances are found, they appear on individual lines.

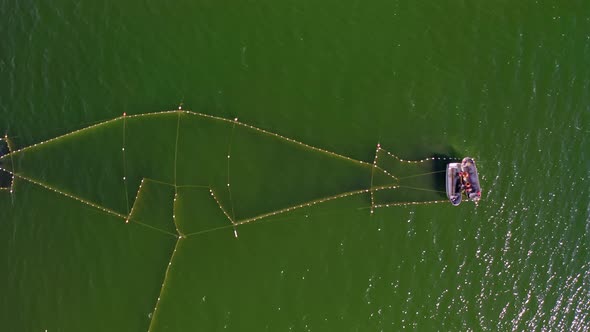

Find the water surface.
xmin=1 ymin=0 xmax=589 ymax=330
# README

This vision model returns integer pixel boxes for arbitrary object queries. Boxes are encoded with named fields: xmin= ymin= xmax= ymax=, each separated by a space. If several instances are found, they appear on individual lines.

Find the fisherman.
xmin=464 ymin=182 xmax=472 ymax=193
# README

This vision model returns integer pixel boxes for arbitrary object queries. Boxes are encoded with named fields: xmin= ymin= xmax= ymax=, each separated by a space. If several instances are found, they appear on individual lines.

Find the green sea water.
xmin=1 ymin=0 xmax=590 ymax=331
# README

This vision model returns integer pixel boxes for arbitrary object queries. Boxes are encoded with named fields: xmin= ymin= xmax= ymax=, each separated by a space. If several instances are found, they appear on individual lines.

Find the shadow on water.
xmin=430 ymin=147 xmax=463 ymax=198
xmin=0 ymin=140 xmax=12 ymax=189
xmin=374 ymin=146 xmax=463 ymax=205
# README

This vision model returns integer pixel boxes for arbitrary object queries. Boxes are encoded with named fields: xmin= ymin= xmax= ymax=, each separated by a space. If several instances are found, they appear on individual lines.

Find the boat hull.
xmin=446 ymin=162 xmax=462 ymax=206
xmin=461 ymin=157 xmax=482 ymax=203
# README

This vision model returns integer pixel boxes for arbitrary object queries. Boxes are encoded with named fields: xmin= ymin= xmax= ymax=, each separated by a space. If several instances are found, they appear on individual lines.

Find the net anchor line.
xmin=397 ymin=169 xmax=446 ymax=180
xmin=173 ymin=112 xmax=181 ymax=186
xmin=233 ymin=186 xmax=385 ymax=226
xmin=125 ymin=177 xmax=188 ymax=238
xmin=145 ymin=178 xmax=177 ymax=187
xmin=122 ymin=113 xmax=130 ymax=215
xmin=126 ymin=178 xmax=145 ymax=224
xmin=9 ymin=171 xmax=128 ymax=220
xmin=172 ymin=192 xmax=184 ymax=238
xmin=209 ymin=188 xmax=239 ymax=238
xmin=175 ymin=184 xmax=209 ymax=189
xmin=396 ymin=185 xmax=447 ymax=194
xmin=147 ymin=236 xmax=182 ymax=332
xmin=226 ymin=120 xmax=237 ymax=224
xmin=171 ymin=114 xmax=186 ymax=239
xmin=131 ymin=219 xmax=179 ymax=238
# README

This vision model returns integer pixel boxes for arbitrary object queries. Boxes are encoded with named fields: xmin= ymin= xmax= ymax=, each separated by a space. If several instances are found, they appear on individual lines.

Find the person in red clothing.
xmin=464 ymin=182 xmax=472 ymax=193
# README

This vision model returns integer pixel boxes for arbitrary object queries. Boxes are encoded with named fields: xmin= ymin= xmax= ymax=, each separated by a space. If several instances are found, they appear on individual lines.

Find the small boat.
xmin=461 ymin=157 xmax=482 ymax=203
xmin=446 ymin=162 xmax=463 ymax=206
xmin=446 ymin=157 xmax=482 ymax=206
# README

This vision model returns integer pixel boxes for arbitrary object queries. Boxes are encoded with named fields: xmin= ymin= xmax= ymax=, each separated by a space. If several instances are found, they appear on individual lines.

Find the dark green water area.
xmin=1 ymin=1 xmax=589 ymax=331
